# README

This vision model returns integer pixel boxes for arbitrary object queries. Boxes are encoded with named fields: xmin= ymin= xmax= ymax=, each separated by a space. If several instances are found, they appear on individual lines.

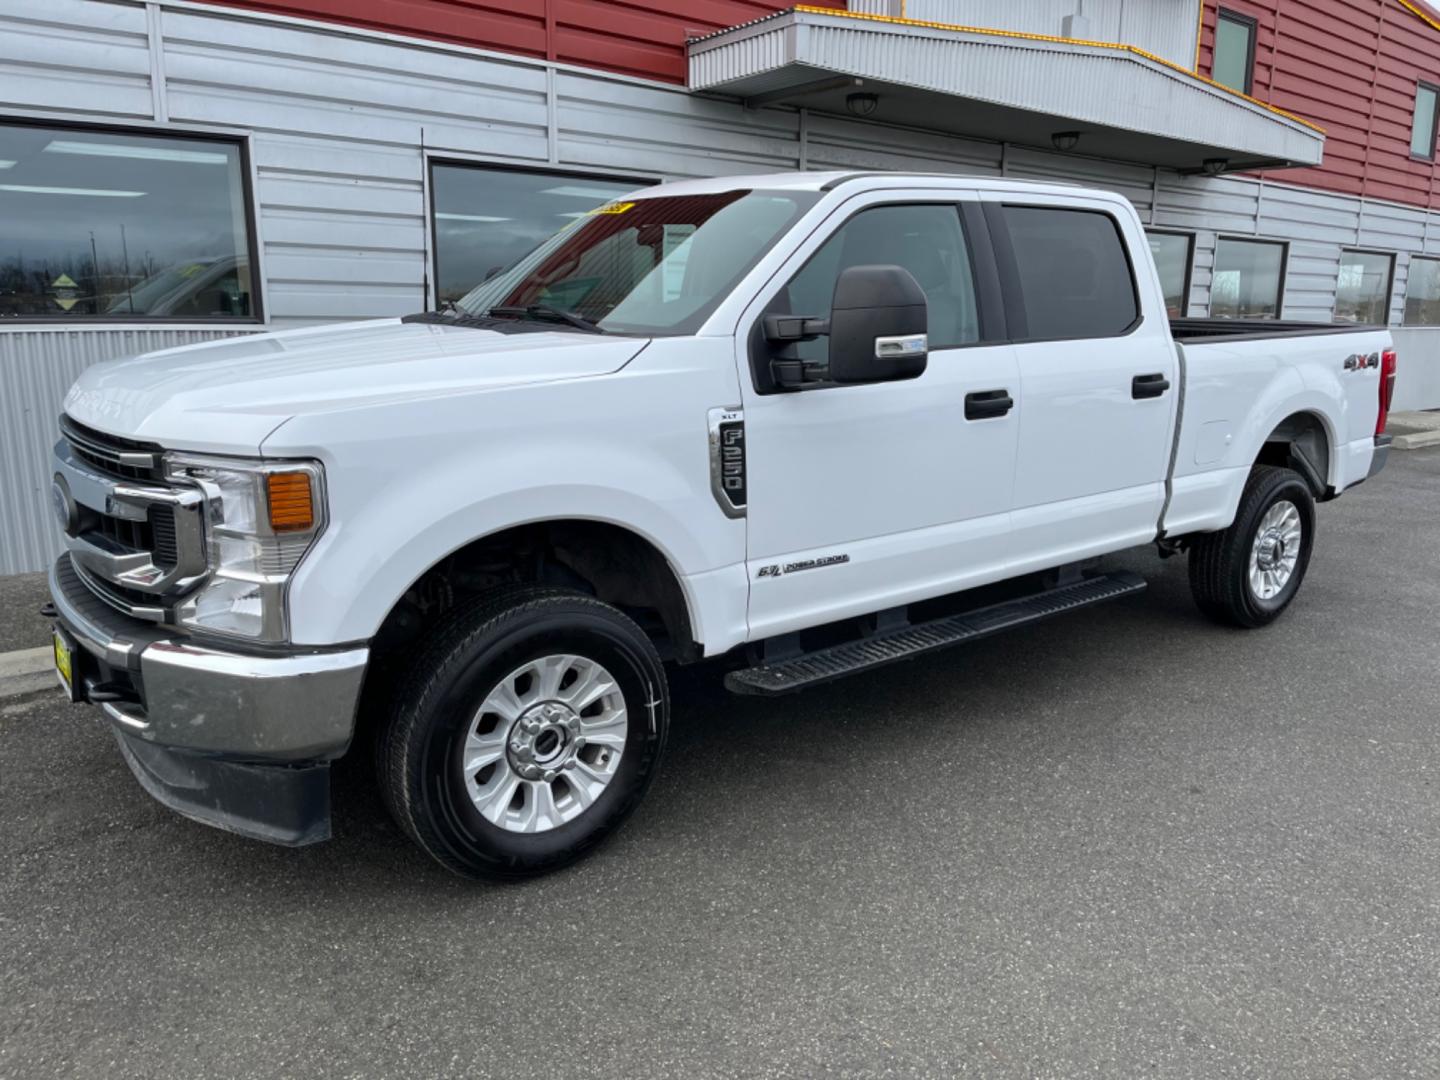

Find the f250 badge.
xmin=757 ymin=554 xmax=850 ymax=578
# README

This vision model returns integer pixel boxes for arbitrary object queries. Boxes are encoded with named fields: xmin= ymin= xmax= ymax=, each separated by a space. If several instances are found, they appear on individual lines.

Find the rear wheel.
xmin=1188 ymin=465 xmax=1316 ymax=628
xmin=379 ymin=586 xmax=668 ymax=881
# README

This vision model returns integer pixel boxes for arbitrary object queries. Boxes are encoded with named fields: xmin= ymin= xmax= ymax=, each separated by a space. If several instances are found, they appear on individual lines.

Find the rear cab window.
xmin=992 ymin=204 xmax=1141 ymax=340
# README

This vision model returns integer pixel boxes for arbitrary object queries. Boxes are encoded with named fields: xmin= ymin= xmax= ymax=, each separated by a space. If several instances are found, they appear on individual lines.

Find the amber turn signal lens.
xmin=266 ymin=471 xmax=315 ymax=532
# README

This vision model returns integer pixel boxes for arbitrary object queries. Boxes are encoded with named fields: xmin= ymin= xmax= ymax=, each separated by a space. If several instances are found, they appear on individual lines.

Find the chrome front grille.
xmin=54 ymin=416 xmax=208 ymax=621
xmin=59 ymin=416 xmax=163 ymax=482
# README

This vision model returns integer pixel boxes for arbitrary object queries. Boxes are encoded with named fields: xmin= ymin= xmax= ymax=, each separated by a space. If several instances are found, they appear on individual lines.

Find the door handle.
xmin=1132 ymin=373 xmax=1171 ymax=399
xmin=965 ymin=389 xmax=1014 ymax=420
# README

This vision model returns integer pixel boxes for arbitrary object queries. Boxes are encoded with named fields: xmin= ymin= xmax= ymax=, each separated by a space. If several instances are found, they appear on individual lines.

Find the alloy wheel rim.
xmin=459 ymin=653 xmax=627 ymax=834
xmin=1248 ymin=499 xmax=1302 ymax=601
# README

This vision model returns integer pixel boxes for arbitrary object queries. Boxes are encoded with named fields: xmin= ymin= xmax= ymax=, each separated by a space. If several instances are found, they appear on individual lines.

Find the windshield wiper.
xmin=487 ymin=304 xmax=602 ymax=334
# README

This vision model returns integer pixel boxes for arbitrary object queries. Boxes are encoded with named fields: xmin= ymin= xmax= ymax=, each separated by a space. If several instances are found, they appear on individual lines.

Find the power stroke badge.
xmin=757 ymin=553 xmax=850 ymax=579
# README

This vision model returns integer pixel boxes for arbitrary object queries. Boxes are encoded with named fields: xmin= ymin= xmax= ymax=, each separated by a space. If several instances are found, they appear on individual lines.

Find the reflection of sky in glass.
xmin=1404 ymin=258 xmax=1440 ymax=327
xmin=1147 ymin=233 xmax=1190 ymax=314
xmin=1212 ymin=239 xmax=1283 ymax=318
xmin=0 ymin=124 xmax=251 ymax=317
xmin=431 ymin=166 xmax=649 ymax=303
xmin=1335 ymin=252 xmax=1391 ymax=324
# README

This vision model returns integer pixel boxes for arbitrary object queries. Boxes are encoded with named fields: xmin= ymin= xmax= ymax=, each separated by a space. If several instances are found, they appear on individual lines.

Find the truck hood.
xmin=63 ymin=318 xmax=649 ymax=453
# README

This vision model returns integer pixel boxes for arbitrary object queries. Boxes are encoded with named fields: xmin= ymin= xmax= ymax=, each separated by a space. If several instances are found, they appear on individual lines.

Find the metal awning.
xmin=687 ymin=7 xmax=1325 ymax=173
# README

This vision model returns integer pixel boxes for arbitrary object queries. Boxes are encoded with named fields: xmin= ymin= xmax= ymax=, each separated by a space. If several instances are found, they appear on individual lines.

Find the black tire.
xmin=379 ymin=586 xmax=668 ymax=881
xmin=1188 ymin=465 xmax=1316 ymax=629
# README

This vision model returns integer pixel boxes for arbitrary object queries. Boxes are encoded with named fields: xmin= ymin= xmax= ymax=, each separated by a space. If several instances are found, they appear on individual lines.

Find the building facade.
xmin=1 ymin=0 xmax=1438 ymax=574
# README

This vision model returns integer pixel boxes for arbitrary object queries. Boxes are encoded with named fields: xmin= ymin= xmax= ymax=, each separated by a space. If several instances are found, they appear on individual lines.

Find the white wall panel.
xmin=803 ymin=111 xmax=1002 ymax=173
xmin=555 ymin=72 xmax=802 ymax=178
xmin=0 ymin=0 xmax=154 ymax=118
xmin=901 ymin=0 xmax=1200 ymax=68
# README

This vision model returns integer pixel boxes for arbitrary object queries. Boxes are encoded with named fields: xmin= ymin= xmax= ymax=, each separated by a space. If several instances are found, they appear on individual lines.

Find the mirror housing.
xmin=826 ymin=264 xmax=928 ymax=384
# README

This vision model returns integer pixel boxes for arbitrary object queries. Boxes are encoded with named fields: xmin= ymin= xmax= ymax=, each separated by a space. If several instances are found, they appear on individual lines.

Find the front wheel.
xmin=1187 ymin=465 xmax=1316 ymax=629
xmin=379 ymin=587 xmax=668 ymax=881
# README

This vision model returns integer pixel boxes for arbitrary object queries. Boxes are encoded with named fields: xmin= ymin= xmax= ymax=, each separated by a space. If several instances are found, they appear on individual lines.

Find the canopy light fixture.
xmin=1203 ymin=157 xmax=1230 ymax=176
xmin=43 ymin=140 xmax=230 ymax=165
xmin=846 ymin=92 xmax=879 ymax=118
xmin=1051 ymin=131 xmax=1081 ymax=152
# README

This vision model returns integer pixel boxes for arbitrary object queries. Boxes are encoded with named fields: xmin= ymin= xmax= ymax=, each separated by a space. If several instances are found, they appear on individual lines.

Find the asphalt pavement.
xmin=2 ymin=450 xmax=1438 ymax=1079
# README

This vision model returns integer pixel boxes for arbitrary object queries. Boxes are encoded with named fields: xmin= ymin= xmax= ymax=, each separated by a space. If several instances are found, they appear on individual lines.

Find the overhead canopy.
xmin=687 ymin=7 xmax=1325 ymax=173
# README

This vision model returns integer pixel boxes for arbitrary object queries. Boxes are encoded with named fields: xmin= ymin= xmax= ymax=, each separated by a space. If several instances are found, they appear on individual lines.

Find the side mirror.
xmin=826 ymin=264 xmax=928 ymax=384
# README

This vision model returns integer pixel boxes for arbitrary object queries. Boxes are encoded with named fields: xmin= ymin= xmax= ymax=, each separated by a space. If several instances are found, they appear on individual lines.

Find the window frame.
xmin=1334 ymin=248 xmax=1396 ymax=326
xmin=1410 ymin=81 xmax=1440 ymax=162
xmin=425 ymin=157 xmax=656 ymax=312
xmin=1402 ymin=255 xmax=1440 ymax=327
xmin=0 ymin=115 xmax=264 ymax=326
xmin=1145 ymin=229 xmax=1195 ymax=319
xmin=984 ymin=201 xmax=1145 ymax=344
xmin=1214 ymin=9 xmax=1259 ymax=96
xmin=1210 ymin=235 xmax=1288 ymax=320
xmin=748 ymin=199 xmax=1001 ymax=395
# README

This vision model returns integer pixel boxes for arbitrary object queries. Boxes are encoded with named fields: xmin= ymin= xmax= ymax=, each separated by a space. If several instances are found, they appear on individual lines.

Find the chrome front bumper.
xmin=48 ymin=554 xmax=368 ymax=845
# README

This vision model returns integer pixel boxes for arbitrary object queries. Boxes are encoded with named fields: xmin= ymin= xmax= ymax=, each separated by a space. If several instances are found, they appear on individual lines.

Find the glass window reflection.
xmin=0 ymin=123 xmax=255 ymax=319
xmin=431 ymin=166 xmax=652 ymax=305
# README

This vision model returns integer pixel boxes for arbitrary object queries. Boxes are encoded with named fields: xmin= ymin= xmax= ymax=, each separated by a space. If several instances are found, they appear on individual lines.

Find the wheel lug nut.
xmin=543 ymin=769 xmax=556 ymax=782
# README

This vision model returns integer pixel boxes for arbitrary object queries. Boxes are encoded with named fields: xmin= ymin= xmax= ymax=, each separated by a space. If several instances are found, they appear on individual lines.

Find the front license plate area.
xmin=53 ymin=628 xmax=83 ymax=703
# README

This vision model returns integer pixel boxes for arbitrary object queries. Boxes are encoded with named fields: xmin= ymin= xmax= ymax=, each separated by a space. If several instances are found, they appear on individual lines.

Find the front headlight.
xmin=163 ymin=453 xmax=326 ymax=642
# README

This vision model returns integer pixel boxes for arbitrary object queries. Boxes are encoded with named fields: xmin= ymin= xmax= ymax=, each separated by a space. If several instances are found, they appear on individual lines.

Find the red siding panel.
xmin=190 ymin=0 xmax=843 ymax=83
xmin=1202 ymin=0 xmax=1440 ymax=208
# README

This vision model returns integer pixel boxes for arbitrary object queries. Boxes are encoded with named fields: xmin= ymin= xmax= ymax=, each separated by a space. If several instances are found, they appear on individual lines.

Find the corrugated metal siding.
xmin=1201 ymin=0 xmax=1440 ymax=210
xmin=0 ymin=328 xmax=260 ymax=576
xmin=185 ymin=0 xmax=845 ymax=84
xmin=0 ymin=0 xmax=155 ymax=118
xmin=903 ymin=0 xmax=1201 ymax=68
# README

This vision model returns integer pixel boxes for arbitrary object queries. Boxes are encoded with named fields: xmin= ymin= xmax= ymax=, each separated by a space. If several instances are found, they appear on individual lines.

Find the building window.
xmin=1213 ymin=10 xmax=1257 ymax=95
xmin=430 ymin=164 xmax=653 ymax=306
xmin=0 ymin=123 xmax=257 ymax=320
xmin=1411 ymin=83 xmax=1439 ymax=160
xmin=1146 ymin=231 xmax=1194 ymax=317
xmin=1211 ymin=237 xmax=1286 ymax=319
xmin=1335 ymin=250 xmax=1394 ymax=325
xmin=1000 ymin=205 xmax=1139 ymax=339
xmin=1403 ymin=257 xmax=1440 ymax=326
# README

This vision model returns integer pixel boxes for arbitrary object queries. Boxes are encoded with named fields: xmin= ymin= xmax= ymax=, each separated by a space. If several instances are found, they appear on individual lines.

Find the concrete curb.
xmin=0 ymin=646 xmax=57 ymax=701
xmin=1393 ymin=430 xmax=1440 ymax=451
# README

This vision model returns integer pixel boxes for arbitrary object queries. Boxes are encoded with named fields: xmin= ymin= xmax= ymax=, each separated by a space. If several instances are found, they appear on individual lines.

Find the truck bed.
xmin=1169 ymin=318 xmax=1381 ymax=344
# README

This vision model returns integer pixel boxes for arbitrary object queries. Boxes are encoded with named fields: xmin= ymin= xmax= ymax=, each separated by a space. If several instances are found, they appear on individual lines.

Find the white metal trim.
xmin=146 ymin=3 xmax=169 ymax=122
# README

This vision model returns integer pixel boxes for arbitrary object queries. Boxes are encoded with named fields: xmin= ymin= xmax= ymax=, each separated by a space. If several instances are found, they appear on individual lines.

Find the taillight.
xmin=1377 ymin=348 xmax=1397 ymax=436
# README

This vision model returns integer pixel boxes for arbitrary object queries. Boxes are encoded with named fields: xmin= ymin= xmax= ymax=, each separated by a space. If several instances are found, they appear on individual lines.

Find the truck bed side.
xmin=1162 ymin=326 xmax=1391 ymax=537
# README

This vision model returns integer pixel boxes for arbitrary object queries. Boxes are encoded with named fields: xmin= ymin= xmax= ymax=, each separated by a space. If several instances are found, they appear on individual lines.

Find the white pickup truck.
xmin=47 ymin=171 xmax=1396 ymax=879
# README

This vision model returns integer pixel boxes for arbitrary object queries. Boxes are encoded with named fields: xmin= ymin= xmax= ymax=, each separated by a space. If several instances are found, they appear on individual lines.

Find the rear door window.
xmin=999 ymin=205 xmax=1139 ymax=340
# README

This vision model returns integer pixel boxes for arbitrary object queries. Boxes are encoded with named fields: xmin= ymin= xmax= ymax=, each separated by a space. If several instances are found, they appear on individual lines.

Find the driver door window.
xmin=778 ymin=204 xmax=980 ymax=366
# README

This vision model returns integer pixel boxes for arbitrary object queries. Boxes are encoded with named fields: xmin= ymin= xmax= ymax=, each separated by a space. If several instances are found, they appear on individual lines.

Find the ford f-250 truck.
xmin=46 ymin=172 xmax=1396 ymax=880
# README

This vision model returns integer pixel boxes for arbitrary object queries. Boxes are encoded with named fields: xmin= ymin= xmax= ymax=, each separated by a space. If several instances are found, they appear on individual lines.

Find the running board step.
xmin=724 ymin=570 xmax=1147 ymax=697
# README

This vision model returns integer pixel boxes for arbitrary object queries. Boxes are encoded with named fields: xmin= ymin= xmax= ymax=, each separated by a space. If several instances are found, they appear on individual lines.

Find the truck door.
xmin=981 ymin=196 xmax=1179 ymax=572
xmin=735 ymin=193 xmax=1020 ymax=641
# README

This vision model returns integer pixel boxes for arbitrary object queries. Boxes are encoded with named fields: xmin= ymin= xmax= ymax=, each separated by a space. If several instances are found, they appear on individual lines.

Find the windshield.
xmin=455 ymin=189 xmax=820 ymax=335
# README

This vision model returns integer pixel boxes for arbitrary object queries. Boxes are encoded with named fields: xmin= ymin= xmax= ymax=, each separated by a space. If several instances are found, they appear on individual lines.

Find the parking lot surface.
xmin=2 ymin=450 xmax=1438 ymax=1079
